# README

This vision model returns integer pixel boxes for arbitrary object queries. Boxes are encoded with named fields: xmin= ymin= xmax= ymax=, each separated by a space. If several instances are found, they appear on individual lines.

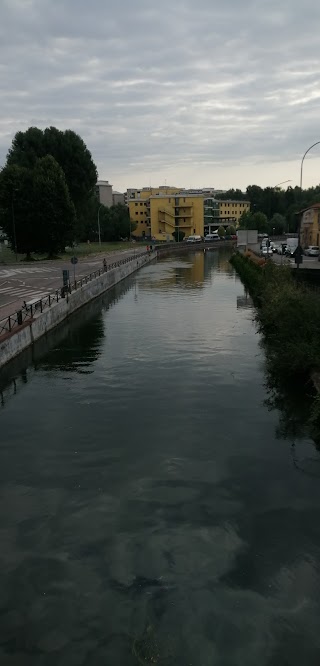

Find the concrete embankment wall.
xmin=0 ymin=252 xmax=155 ymax=368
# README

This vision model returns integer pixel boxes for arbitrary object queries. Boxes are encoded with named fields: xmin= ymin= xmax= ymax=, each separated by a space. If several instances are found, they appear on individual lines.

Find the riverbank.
xmin=230 ymin=252 xmax=320 ymax=441
xmin=0 ymin=251 xmax=156 ymax=368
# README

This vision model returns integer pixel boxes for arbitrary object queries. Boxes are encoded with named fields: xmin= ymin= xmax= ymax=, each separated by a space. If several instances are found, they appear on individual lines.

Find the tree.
xmin=172 ymin=230 xmax=185 ymax=242
xmin=32 ymin=156 xmax=76 ymax=255
xmin=268 ymin=213 xmax=286 ymax=236
xmin=7 ymin=126 xmax=98 ymax=235
xmin=218 ymin=225 xmax=226 ymax=237
xmin=238 ymin=210 xmax=268 ymax=233
xmin=0 ymin=164 xmax=35 ymax=256
xmin=226 ymin=225 xmax=236 ymax=235
xmin=0 ymin=157 xmax=75 ymax=256
xmin=97 ymin=204 xmax=132 ymax=242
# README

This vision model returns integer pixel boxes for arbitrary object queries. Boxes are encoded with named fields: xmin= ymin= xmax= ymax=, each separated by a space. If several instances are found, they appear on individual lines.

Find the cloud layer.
xmin=1 ymin=0 xmax=320 ymax=190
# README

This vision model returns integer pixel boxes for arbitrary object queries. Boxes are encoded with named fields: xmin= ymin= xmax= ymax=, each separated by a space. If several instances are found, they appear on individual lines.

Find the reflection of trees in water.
xmin=0 ymin=279 xmax=133 ymax=409
xmin=263 ymin=349 xmax=320 ymax=476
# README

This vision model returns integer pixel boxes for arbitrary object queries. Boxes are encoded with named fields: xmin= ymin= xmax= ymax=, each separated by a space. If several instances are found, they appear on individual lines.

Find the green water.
xmin=1 ymin=249 xmax=320 ymax=665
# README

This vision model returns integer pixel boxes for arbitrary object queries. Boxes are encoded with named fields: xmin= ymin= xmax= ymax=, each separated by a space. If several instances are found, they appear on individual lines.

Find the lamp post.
xmin=273 ymin=180 xmax=292 ymax=188
xmin=11 ymin=193 xmax=18 ymax=261
xmin=300 ymin=141 xmax=320 ymax=190
xmin=97 ymin=205 xmax=102 ymax=245
xmin=297 ymin=142 xmax=320 ymax=266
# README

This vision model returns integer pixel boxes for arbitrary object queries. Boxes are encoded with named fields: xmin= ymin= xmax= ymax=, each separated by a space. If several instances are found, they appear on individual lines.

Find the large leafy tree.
xmin=32 ymin=156 xmax=76 ymax=255
xmin=0 ymin=164 xmax=35 ymax=256
xmin=0 ymin=157 xmax=75 ymax=256
xmin=6 ymin=126 xmax=97 ymax=234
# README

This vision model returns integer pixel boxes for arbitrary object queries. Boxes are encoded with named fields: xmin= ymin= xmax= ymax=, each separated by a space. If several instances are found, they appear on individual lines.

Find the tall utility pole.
xmin=11 ymin=191 xmax=18 ymax=262
xmin=97 ymin=205 xmax=102 ymax=245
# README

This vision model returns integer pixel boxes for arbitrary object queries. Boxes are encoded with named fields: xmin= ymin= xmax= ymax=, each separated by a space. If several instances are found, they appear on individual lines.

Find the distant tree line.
xmin=219 ymin=185 xmax=320 ymax=233
xmin=0 ymin=126 xmax=132 ymax=257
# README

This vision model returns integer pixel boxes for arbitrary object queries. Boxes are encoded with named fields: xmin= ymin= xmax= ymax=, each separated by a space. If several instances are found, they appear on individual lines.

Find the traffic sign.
xmin=293 ymin=245 xmax=303 ymax=265
xmin=71 ymin=256 xmax=78 ymax=265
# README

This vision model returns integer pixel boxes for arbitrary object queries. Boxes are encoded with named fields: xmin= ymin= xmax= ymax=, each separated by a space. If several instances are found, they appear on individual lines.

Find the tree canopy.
xmin=6 ymin=126 xmax=98 ymax=234
xmin=0 ymin=157 xmax=75 ymax=256
xmin=219 ymin=184 xmax=320 ymax=232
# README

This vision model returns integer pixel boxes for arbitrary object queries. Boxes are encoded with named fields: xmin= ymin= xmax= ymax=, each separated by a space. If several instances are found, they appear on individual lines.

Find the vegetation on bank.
xmin=230 ymin=252 xmax=320 ymax=442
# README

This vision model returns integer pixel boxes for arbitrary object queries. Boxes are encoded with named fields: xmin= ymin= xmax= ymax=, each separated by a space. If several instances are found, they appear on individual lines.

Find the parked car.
xmin=305 ymin=246 xmax=320 ymax=256
xmin=186 ymin=235 xmax=202 ymax=243
xmin=261 ymin=246 xmax=273 ymax=257
xmin=204 ymin=234 xmax=219 ymax=242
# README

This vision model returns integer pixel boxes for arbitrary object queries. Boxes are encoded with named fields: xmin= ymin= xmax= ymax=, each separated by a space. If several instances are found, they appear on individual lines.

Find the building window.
xmin=141 ymin=221 xmax=144 ymax=224
xmin=135 ymin=212 xmax=139 ymax=215
xmin=140 ymin=202 xmax=143 ymax=206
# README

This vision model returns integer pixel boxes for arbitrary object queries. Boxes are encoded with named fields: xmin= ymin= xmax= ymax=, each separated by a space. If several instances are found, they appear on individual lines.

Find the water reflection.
xmin=1 ymin=250 xmax=320 ymax=665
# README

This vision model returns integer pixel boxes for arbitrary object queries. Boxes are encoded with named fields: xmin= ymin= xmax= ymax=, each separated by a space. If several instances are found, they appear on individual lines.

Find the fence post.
xmin=8 ymin=316 xmax=11 ymax=331
xmin=17 ymin=310 xmax=22 ymax=326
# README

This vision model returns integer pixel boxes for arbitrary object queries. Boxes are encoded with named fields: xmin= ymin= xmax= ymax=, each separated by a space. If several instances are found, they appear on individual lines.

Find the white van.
xmin=204 ymin=234 xmax=219 ymax=242
xmin=186 ymin=235 xmax=202 ymax=243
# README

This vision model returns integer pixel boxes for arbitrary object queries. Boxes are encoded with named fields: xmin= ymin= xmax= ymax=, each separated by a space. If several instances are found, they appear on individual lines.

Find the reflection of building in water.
xmin=140 ymin=253 xmax=206 ymax=291
xmin=237 ymin=293 xmax=253 ymax=309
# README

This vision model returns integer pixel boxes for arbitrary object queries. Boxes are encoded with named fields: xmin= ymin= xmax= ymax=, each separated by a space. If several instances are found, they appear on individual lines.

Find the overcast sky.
xmin=1 ymin=0 xmax=320 ymax=192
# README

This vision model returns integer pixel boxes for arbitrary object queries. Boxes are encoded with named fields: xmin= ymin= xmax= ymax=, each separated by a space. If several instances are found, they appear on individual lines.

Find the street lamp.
xmin=297 ymin=141 xmax=320 ymax=264
xmin=300 ymin=141 xmax=320 ymax=190
xmin=97 ymin=205 xmax=102 ymax=245
xmin=273 ymin=180 xmax=292 ymax=188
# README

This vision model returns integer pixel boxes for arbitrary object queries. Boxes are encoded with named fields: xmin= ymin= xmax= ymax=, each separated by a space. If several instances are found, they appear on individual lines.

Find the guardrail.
xmin=0 ymin=250 xmax=149 ymax=340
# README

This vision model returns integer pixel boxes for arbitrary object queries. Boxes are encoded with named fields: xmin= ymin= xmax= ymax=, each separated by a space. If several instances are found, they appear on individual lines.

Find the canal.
xmin=1 ymin=248 xmax=320 ymax=665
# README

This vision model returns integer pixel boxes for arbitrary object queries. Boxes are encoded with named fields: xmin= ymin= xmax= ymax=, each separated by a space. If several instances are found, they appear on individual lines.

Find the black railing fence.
xmin=0 ymin=250 xmax=149 ymax=339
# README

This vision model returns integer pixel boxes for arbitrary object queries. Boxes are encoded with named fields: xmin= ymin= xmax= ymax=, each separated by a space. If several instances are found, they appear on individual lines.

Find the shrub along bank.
xmin=230 ymin=252 xmax=320 ymax=440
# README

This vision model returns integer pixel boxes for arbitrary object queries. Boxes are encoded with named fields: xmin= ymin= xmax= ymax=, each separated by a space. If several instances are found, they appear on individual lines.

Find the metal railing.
xmin=0 ymin=250 xmax=149 ymax=340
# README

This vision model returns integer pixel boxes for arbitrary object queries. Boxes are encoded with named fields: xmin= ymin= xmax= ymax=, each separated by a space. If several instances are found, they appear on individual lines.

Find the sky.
xmin=1 ymin=0 xmax=320 ymax=193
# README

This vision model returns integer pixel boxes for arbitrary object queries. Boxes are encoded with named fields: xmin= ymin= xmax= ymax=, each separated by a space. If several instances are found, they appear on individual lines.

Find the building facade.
xmin=96 ymin=180 xmax=124 ymax=208
xmin=300 ymin=203 xmax=320 ymax=247
xmin=128 ymin=186 xmax=250 ymax=239
xmin=149 ymin=194 xmax=204 ymax=242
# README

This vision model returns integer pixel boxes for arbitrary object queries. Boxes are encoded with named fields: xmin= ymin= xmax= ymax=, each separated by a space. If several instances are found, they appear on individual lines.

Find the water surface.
xmin=1 ymin=249 xmax=320 ymax=665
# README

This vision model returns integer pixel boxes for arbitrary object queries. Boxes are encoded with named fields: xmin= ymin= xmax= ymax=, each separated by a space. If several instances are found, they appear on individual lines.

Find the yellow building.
xmin=300 ymin=203 xmax=320 ymax=247
xmin=149 ymin=193 xmax=204 ymax=242
xmin=128 ymin=186 xmax=183 ymax=238
xmin=128 ymin=187 xmax=250 ymax=239
xmin=217 ymin=200 xmax=250 ymax=226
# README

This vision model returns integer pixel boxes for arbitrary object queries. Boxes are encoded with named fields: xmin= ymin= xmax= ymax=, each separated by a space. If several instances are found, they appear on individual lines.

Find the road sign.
xmin=293 ymin=245 xmax=303 ymax=265
xmin=71 ymin=256 xmax=78 ymax=265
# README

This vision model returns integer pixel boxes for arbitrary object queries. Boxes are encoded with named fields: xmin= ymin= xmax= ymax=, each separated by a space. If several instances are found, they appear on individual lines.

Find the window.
xmin=140 ymin=202 xmax=143 ymax=206
xmin=135 ymin=212 xmax=139 ymax=215
xmin=141 ymin=221 xmax=144 ymax=224
xmin=135 ymin=203 xmax=138 ymax=207
xmin=169 ymin=198 xmax=171 ymax=203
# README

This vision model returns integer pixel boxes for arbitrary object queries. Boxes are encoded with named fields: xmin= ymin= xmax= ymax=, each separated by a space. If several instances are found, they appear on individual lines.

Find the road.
xmin=0 ymin=249 xmax=137 ymax=321
xmin=272 ymin=253 xmax=320 ymax=269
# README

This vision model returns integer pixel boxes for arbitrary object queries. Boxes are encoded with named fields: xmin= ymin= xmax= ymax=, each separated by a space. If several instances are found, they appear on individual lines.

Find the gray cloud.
xmin=1 ymin=0 xmax=320 ymax=190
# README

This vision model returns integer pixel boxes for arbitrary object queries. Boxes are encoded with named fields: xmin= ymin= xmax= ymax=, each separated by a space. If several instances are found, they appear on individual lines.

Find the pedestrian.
xmin=103 ymin=257 xmax=107 ymax=272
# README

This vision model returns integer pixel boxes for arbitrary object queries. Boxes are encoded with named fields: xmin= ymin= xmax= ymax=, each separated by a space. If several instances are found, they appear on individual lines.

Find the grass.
xmin=0 ymin=241 xmax=136 ymax=264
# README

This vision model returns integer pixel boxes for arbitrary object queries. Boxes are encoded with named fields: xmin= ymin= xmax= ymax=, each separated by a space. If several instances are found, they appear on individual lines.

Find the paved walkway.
xmin=0 ymin=249 xmax=138 ymax=321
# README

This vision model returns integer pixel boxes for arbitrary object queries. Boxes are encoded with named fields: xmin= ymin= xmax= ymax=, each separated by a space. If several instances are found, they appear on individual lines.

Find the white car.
xmin=186 ymin=235 xmax=202 ymax=243
xmin=204 ymin=234 xmax=219 ymax=242
xmin=261 ymin=246 xmax=273 ymax=257
xmin=305 ymin=246 xmax=320 ymax=256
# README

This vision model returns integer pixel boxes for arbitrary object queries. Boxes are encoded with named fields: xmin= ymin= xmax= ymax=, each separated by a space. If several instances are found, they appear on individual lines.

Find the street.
xmin=272 ymin=253 xmax=320 ymax=269
xmin=0 ymin=249 xmax=137 ymax=320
